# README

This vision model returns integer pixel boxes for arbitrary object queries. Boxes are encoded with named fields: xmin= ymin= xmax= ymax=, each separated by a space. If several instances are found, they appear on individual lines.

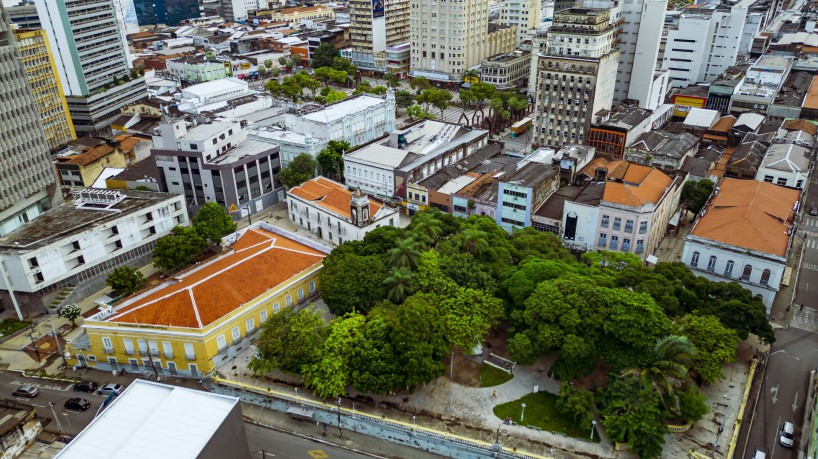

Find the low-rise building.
xmin=623 ymin=130 xmax=699 ymax=172
xmin=706 ymin=65 xmax=748 ymax=114
xmin=248 ymin=128 xmax=326 ymax=168
xmin=729 ymin=55 xmax=794 ymax=114
xmin=66 ymin=225 xmax=327 ymax=377
xmin=286 ymin=177 xmax=399 ymax=245
xmin=683 ymin=108 xmax=721 ymax=137
xmin=496 ymin=162 xmax=560 ymax=231
xmin=586 ymin=107 xmax=653 ymax=160
xmin=0 ymin=400 xmax=42 ymax=459
xmin=767 ymin=71 xmax=811 ymax=124
xmin=152 ymin=120 xmax=284 ymax=217
xmin=777 ymin=119 xmax=817 ymax=149
xmin=253 ymin=6 xmax=335 ymax=23
xmin=701 ymin=115 xmax=737 ymax=147
xmin=552 ymin=182 xmax=605 ymax=251
xmin=729 ymin=112 xmax=766 ymax=145
xmin=167 ymin=56 xmax=229 ymax=83
xmin=0 ymin=189 xmax=188 ymax=316
xmin=756 ymin=143 xmax=811 ymax=188
xmin=479 ymin=51 xmax=531 ymax=90
xmin=682 ymin=178 xmax=799 ymax=310
xmin=726 ymin=132 xmax=770 ymax=179
xmin=801 ymin=75 xmax=818 ymax=120
xmin=54 ymin=138 xmax=144 ymax=188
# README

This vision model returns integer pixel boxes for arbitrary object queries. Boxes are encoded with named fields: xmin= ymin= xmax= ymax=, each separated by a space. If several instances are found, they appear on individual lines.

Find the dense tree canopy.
xmin=106 ymin=266 xmax=145 ymax=296
xmin=153 ymin=226 xmax=207 ymax=272
xmin=680 ymin=179 xmax=715 ymax=216
xmin=311 ymin=43 xmax=339 ymax=69
xmin=279 ymin=153 xmax=317 ymax=188
xmin=193 ymin=202 xmax=237 ymax=243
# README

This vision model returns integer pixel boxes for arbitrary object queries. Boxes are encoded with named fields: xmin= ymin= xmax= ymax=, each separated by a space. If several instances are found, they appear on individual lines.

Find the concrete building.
xmin=532 ymin=7 xmax=619 ymax=149
xmin=729 ymin=55 xmax=794 ymax=114
xmin=409 ymin=0 xmax=516 ymax=85
xmin=756 ymin=143 xmax=810 ymax=188
xmin=496 ymin=162 xmax=560 ymax=231
xmin=254 ymin=6 xmax=335 ymax=23
xmin=0 ymin=189 xmax=188 ymax=317
xmin=0 ymin=5 xmax=61 ymax=238
xmin=133 ymin=0 xmax=203 ymax=26
xmin=480 ymin=50 xmax=532 ymax=90
xmin=12 ymin=28 xmax=76 ymax=152
xmin=54 ymin=138 xmax=141 ymax=188
xmin=549 ymin=181 xmax=605 ymax=250
xmin=54 ymin=380 xmax=250 ymax=459
xmin=152 ymin=120 xmax=284 ymax=218
xmin=682 ymin=178 xmax=799 ymax=310
xmin=34 ymin=0 xmax=148 ymax=135
xmin=287 ymin=177 xmax=399 ymax=245
xmin=5 ymin=2 xmax=41 ymax=28
xmin=222 ymin=0 xmax=262 ymax=21
xmin=248 ymin=128 xmax=326 ymax=168
xmin=344 ymin=120 xmax=490 ymax=198
xmin=623 ymin=130 xmax=699 ymax=172
xmin=66 ymin=225 xmax=326 ymax=377
xmin=801 ymin=75 xmax=818 ymax=120
xmin=500 ymin=0 xmax=541 ymax=48
xmin=586 ymin=106 xmax=652 ymax=160
xmin=349 ymin=0 xmax=409 ymax=74
xmin=0 ymin=400 xmax=43 ymax=459
xmin=166 ymin=56 xmax=229 ymax=83
xmin=385 ymin=43 xmax=411 ymax=79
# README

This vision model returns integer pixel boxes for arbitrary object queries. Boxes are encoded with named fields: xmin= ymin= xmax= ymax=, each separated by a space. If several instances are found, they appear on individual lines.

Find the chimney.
xmin=594 ymin=167 xmax=608 ymax=182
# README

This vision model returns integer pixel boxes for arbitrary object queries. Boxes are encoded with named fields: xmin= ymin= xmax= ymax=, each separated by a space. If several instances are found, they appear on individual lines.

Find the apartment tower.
xmin=350 ymin=0 xmax=410 ymax=74
xmin=0 ymin=5 xmax=61 ymax=236
xmin=13 ymin=27 xmax=76 ymax=151
xmin=532 ymin=8 xmax=619 ymax=149
xmin=500 ymin=0 xmax=542 ymax=48
xmin=34 ymin=0 xmax=147 ymax=135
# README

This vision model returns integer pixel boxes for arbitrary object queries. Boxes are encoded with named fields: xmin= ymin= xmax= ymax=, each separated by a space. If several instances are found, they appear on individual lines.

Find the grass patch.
xmin=493 ymin=392 xmax=600 ymax=442
xmin=479 ymin=364 xmax=513 ymax=387
xmin=0 ymin=319 xmax=31 ymax=337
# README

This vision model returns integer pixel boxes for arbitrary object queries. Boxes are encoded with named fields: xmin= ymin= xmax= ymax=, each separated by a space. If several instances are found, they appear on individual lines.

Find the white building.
xmin=500 ymin=0 xmax=541 ymax=48
xmin=287 ymin=177 xmax=399 ymax=245
xmin=274 ymin=94 xmax=396 ymax=147
xmin=0 ymin=189 xmax=189 ymax=318
xmin=729 ymin=55 xmax=794 ymax=114
xmin=248 ymin=128 xmax=326 ymax=168
xmin=682 ymin=178 xmax=799 ymax=311
xmin=756 ymin=143 xmax=810 ymax=189
xmin=174 ymin=78 xmax=274 ymax=118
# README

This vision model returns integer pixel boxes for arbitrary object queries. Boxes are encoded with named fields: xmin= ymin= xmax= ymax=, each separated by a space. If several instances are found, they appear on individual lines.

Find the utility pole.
xmin=336 ymin=398 xmax=343 ymax=438
xmin=48 ymin=320 xmax=67 ymax=367
xmin=48 ymin=402 xmax=63 ymax=433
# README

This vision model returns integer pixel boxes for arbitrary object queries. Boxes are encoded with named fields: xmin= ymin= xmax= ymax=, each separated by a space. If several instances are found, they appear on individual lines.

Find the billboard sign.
xmin=373 ymin=0 xmax=384 ymax=18
xmin=673 ymin=94 xmax=707 ymax=118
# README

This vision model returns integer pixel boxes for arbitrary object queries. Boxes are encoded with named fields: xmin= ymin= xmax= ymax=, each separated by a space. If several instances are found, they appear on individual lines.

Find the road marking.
xmin=793 ymin=392 xmax=799 ymax=412
xmin=803 ymin=262 xmax=818 ymax=271
xmin=307 ymin=450 xmax=328 ymax=459
xmin=771 ymin=384 xmax=779 ymax=404
xmin=10 ymin=380 xmax=72 ymax=392
xmin=771 ymin=415 xmax=781 ymax=459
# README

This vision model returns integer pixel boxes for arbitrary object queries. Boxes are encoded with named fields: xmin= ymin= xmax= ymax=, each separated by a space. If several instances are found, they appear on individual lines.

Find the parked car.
xmin=779 ymin=421 xmax=795 ymax=448
xmin=810 ymin=206 xmax=818 ymax=216
xmin=97 ymin=383 xmax=124 ymax=396
xmin=12 ymin=385 xmax=39 ymax=398
xmin=64 ymin=397 xmax=91 ymax=412
xmin=752 ymin=450 xmax=766 ymax=459
xmin=73 ymin=381 xmax=98 ymax=393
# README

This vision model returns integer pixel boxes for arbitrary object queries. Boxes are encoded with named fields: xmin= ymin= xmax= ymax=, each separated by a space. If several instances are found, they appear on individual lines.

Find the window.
xmin=622 ymin=238 xmax=631 ymax=252
xmin=760 ymin=269 xmax=771 ymax=286
xmin=639 ymin=221 xmax=648 ymax=234
xmin=246 ymin=317 xmax=255 ymax=333
xmin=184 ymin=343 xmax=196 ymax=360
xmin=635 ymin=239 xmax=644 ymax=254
xmin=797 ymin=179 xmax=804 ymax=188
xmin=162 ymin=342 xmax=173 ymax=359
xmin=273 ymin=302 xmax=281 ymax=313
xmin=217 ymin=335 xmax=227 ymax=351
xmin=260 ymin=309 xmax=268 ymax=322
xmin=102 ymin=337 xmax=113 ymax=353
xmin=231 ymin=327 xmax=241 ymax=341
xmin=298 ymin=288 xmax=305 ymax=301
xmin=707 ymin=256 xmax=717 ymax=273
xmin=601 ymin=215 xmax=609 ymax=228
xmin=777 ymin=178 xmax=787 ymax=186
xmin=613 ymin=217 xmax=621 ymax=231
xmin=624 ymin=220 xmax=633 ymax=233
xmin=763 ymin=175 xmax=774 ymax=182
xmin=725 ymin=260 xmax=734 ymax=277
xmin=286 ymin=295 xmax=293 ymax=306
xmin=309 ymin=281 xmax=316 ymax=293
xmin=610 ymin=235 xmax=619 ymax=250
xmin=598 ymin=233 xmax=607 ymax=247
xmin=741 ymin=264 xmax=753 ymax=281
xmin=691 ymin=251 xmax=700 ymax=268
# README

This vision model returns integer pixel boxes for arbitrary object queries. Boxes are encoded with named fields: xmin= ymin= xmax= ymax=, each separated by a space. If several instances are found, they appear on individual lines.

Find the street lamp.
xmin=590 ymin=420 xmax=597 ymax=441
xmin=520 ymin=403 xmax=526 ymax=422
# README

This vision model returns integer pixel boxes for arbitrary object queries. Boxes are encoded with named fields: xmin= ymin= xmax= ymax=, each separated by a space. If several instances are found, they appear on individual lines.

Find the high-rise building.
xmin=500 ymin=0 xmax=541 ymax=48
xmin=133 ymin=0 xmax=202 ymax=26
xmin=34 ymin=0 xmax=148 ymax=135
xmin=5 ymin=2 xmax=41 ymax=28
xmin=409 ymin=0 xmax=516 ymax=85
xmin=350 ymin=0 xmax=410 ymax=74
xmin=12 ymin=28 xmax=76 ymax=151
xmin=580 ymin=0 xmax=668 ymax=110
xmin=0 ymin=5 xmax=61 ymax=237
xmin=531 ymin=8 xmax=619 ymax=149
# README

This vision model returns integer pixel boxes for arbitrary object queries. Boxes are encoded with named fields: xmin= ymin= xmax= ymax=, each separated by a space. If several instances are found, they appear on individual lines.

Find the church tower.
xmin=350 ymin=188 xmax=371 ymax=227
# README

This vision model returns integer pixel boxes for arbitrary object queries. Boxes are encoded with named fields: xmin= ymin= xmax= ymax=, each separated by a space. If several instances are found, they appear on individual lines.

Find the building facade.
xmin=350 ymin=0 xmax=409 ymax=74
xmin=67 ymin=225 xmax=327 ymax=377
xmin=496 ymin=163 xmax=560 ymax=231
xmin=287 ymin=177 xmax=399 ymax=245
xmin=0 ymin=5 xmax=61 ymax=238
xmin=12 ymin=28 xmax=76 ymax=151
xmin=167 ymin=56 xmax=229 ymax=83
xmin=500 ymin=0 xmax=541 ymax=48
xmin=532 ymin=8 xmax=620 ymax=149
xmin=152 ymin=120 xmax=284 ymax=218
xmin=682 ymin=178 xmax=798 ymax=310
xmin=34 ymin=0 xmax=148 ymax=135
xmin=480 ymin=51 xmax=531 ymax=90
xmin=755 ymin=143 xmax=810 ymax=189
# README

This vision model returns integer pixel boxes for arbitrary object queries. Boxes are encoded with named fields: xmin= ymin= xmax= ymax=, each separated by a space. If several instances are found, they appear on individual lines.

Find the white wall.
xmin=344 ymin=160 xmax=396 ymax=197
xmin=287 ymin=196 xmax=398 ymax=245
xmin=562 ymin=201 xmax=599 ymax=251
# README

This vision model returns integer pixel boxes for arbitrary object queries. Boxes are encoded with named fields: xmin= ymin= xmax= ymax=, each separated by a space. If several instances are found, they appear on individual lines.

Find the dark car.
xmin=64 ymin=397 xmax=91 ymax=412
xmin=73 ymin=381 xmax=98 ymax=393
xmin=13 ymin=385 xmax=39 ymax=398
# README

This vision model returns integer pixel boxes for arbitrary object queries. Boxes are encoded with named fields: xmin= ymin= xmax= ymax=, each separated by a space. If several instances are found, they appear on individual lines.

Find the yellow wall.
xmin=69 ymin=269 xmax=321 ymax=375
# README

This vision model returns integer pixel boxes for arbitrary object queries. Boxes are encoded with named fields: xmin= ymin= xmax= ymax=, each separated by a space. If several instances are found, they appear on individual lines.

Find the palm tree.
xmin=463 ymin=69 xmax=479 ymax=82
xmin=411 ymin=213 xmax=443 ymax=248
xmin=388 ymin=237 xmax=420 ymax=269
xmin=384 ymin=267 xmax=413 ymax=304
xmin=460 ymin=229 xmax=489 ymax=256
xmin=622 ymin=335 xmax=696 ymax=416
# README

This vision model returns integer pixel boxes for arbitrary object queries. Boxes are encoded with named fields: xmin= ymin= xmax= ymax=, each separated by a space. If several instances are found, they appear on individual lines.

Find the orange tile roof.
xmin=603 ymin=166 xmax=673 ymax=207
xmin=288 ymin=177 xmax=381 ymax=219
xmin=56 ymin=144 xmax=116 ymax=166
xmin=579 ymin=157 xmax=629 ymax=179
xmin=691 ymin=178 xmax=799 ymax=257
xmin=115 ymin=135 xmax=145 ymax=153
xmin=710 ymin=116 xmax=737 ymax=133
xmin=782 ymin=119 xmax=818 ymax=136
xmin=108 ymin=229 xmax=326 ymax=328
xmin=803 ymin=75 xmax=818 ymax=109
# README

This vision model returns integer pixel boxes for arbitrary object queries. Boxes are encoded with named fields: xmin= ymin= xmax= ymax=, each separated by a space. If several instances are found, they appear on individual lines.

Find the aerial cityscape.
xmin=0 ymin=0 xmax=816 ymax=457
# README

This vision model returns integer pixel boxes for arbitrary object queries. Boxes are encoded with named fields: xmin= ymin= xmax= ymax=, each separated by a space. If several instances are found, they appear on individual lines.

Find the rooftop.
xmin=0 ymin=190 xmax=180 ymax=252
xmin=710 ymin=115 xmax=738 ymax=133
xmin=684 ymin=108 xmax=720 ymax=129
xmin=761 ymin=143 xmax=811 ymax=172
xmin=288 ymin=177 xmax=384 ymax=220
xmin=628 ymin=130 xmax=699 ymax=158
xmin=752 ymin=55 xmax=794 ymax=71
xmin=734 ymin=112 xmax=766 ymax=132
xmin=782 ymin=118 xmax=818 ymax=136
xmin=803 ymin=75 xmax=818 ymax=109
xmin=690 ymin=178 xmax=798 ymax=257
xmin=54 ymin=380 xmax=241 ymax=459
xmin=503 ymin=162 xmax=558 ymax=188
xmin=301 ymin=95 xmax=386 ymax=124
xmin=181 ymin=78 xmax=248 ymax=99
xmin=346 ymin=143 xmax=416 ymax=168
xmin=602 ymin=163 xmax=673 ymax=208
xmin=109 ymin=156 xmax=161 ymax=183
xmin=0 ymin=400 xmax=34 ymax=438
xmin=54 ymin=143 xmax=117 ymax=166
xmin=599 ymin=107 xmax=652 ymax=130
xmin=438 ymin=175 xmax=479 ymax=195
xmin=105 ymin=227 xmax=326 ymax=328
xmin=534 ymin=184 xmax=584 ymax=219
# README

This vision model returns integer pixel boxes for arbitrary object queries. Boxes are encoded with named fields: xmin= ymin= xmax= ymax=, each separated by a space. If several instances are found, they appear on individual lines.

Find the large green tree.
xmin=680 ymin=179 xmax=715 ymax=217
xmin=193 ymin=202 xmax=237 ymax=243
xmin=279 ymin=153 xmax=317 ymax=188
xmin=319 ymin=249 xmax=387 ymax=315
xmin=106 ymin=266 xmax=145 ymax=296
xmin=384 ymin=267 xmax=413 ymax=304
xmin=316 ymin=140 xmax=350 ymax=179
xmin=348 ymin=316 xmax=401 ymax=393
xmin=678 ymin=314 xmax=739 ymax=384
xmin=153 ymin=226 xmax=207 ymax=272
xmin=601 ymin=377 xmax=668 ymax=459
xmin=303 ymin=313 xmax=366 ymax=398
xmin=387 ymin=237 xmax=420 ymax=269
xmin=249 ymin=306 xmax=328 ymax=375
xmin=439 ymin=288 xmax=504 ymax=352
xmin=622 ymin=335 xmax=695 ymax=417
xmin=311 ymin=43 xmax=339 ymax=69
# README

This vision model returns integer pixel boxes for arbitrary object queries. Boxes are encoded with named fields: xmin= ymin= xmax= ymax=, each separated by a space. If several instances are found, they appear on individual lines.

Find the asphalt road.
xmin=739 ymin=328 xmax=818 ymax=459
xmin=245 ymin=424 xmax=368 ymax=459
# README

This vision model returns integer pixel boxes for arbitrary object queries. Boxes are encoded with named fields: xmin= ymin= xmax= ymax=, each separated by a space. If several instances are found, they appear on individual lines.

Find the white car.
xmin=752 ymin=450 xmax=766 ymax=459
xmin=779 ymin=421 xmax=795 ymax=448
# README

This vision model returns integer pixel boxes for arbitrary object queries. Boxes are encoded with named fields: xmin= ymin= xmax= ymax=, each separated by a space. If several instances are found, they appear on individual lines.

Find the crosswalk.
xmin=793 ymin=307 xmax=818 ymax=325
xmin=803 ymin=216 xmax=818 ymax=228
xmin=807 ymin=238 xmax=818 ymax=249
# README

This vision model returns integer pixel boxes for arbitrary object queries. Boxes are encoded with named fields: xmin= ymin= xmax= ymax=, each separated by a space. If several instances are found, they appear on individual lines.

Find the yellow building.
xmin=66 ymin=226 xmax=328 ymax=378
xmin=54 ymin=140 xmax=133 ymax=187
xmin=13 ymin=28 xmax=76 ymax=151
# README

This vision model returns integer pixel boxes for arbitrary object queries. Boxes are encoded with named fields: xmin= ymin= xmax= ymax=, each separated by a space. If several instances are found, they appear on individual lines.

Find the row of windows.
xmin=601 ymin=215 xmax=647 ymax=234
xmin=689 ymin=252 xmax=772 ymax=285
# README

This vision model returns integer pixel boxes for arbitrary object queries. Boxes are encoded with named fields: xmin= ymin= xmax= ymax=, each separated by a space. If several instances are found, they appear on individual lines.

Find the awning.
xmin=669 ymin=210 xmax=682 ymax=227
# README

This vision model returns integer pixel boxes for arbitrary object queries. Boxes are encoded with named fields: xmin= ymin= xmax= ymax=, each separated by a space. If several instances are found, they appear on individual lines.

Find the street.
xmin=245 ymin=424 xmax=370 ymax=459
xmin=739 ymin=328 xmax=818 ymax=459
xmin=794 ymin=171 xmax=818 ymax=317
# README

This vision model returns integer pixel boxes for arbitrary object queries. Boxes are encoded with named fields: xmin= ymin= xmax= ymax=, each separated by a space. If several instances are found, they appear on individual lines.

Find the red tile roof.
xmin=287 ymin=177 xmax=381 ymax=219
xmin=691 ymin=178 xmax=799 ymax=257
xmin=109 ymin=229 xmax=325 ymax=328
